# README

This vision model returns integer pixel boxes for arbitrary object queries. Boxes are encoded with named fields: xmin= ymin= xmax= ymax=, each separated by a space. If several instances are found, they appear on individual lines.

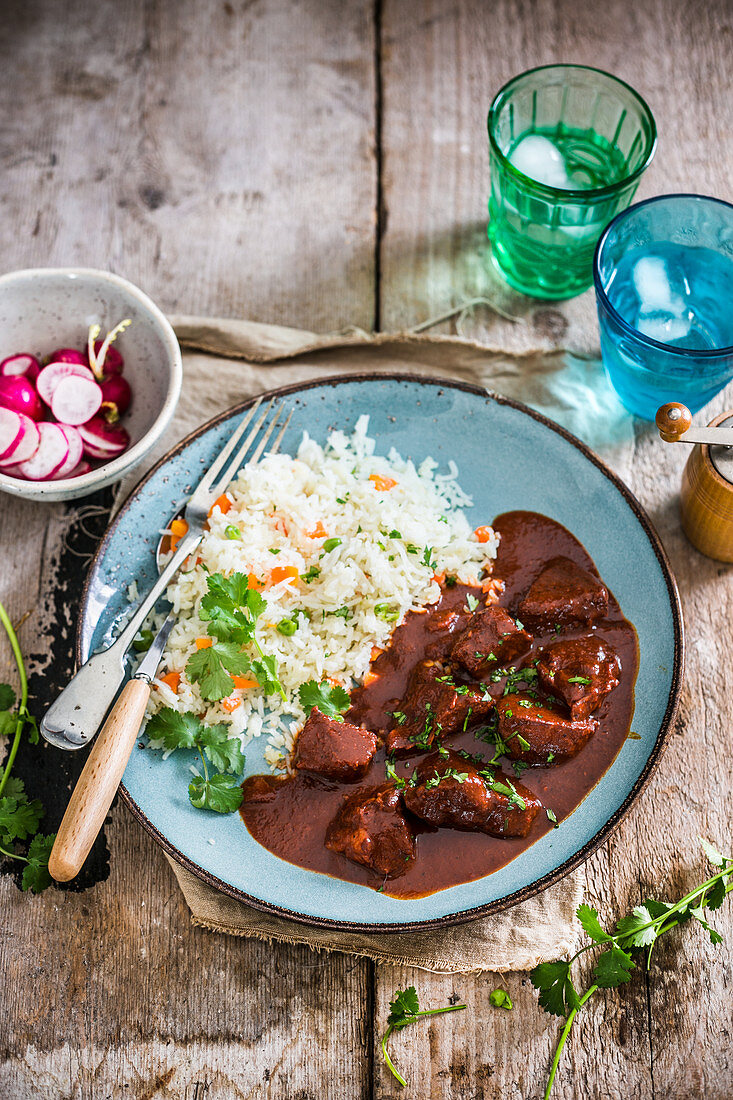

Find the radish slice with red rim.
xmin=37 ymin=361 xmax=94 ymax=406
xmin=52 ymin=457 xmax=91 ymax=480
xmin=50 ymin=375 xmax=103 ymax=426
xmin=0 ymin=354 xmax=40 ymax=382
xmin=53 ymin=425 xmax=84 ymax=477
xmin=16 ymin=422 xmax=69 ymax=480
xmin=0 ymin=408 xmax=23 ymax=459
xmin=0 ymin=414 xmax=41 ymax=465
xmin=78 ymin=415 xmax=130 ymax=459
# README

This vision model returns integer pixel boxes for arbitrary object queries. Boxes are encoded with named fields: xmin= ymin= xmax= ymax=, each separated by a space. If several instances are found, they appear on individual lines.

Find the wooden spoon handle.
xmin=48 ymin=677 xmax=150 ymax=882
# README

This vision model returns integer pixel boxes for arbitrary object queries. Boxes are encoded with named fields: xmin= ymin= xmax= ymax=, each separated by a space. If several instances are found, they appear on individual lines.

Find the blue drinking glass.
xmin=593 ymin=194 xmax=733 ymax=420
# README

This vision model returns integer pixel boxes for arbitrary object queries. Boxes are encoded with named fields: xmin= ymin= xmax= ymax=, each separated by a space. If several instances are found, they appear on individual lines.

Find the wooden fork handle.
xmin=48 ymin=677 xmax=150 ymax=882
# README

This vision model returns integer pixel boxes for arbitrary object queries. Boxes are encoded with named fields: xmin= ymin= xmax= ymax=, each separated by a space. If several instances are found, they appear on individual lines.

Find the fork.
xmin=41 ymin=397 xmax=293 ymax=751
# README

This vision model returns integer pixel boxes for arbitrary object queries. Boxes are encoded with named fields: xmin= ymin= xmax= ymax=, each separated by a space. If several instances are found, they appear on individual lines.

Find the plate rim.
xmin=78 ymin=372 xmax=684 ymax=933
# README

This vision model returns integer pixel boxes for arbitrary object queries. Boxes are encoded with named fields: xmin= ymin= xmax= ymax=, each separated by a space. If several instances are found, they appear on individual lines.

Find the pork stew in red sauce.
xmin=240 ymin=511 xmax=638 ymax=898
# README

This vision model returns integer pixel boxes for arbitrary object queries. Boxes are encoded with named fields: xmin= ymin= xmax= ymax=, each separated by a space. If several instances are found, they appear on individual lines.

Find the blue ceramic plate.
xmin=79 ymin=375 xmax=683 ymax=930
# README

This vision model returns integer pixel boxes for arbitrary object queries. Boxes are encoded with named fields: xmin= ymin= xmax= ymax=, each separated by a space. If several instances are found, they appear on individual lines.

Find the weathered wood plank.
xmin=0 ymin=0 xmax=377 ymax=331
xmin=0 ymin=0 xmax=377 ymax=1097
xmin=377 ymin=0 xmax=733 ymax=1096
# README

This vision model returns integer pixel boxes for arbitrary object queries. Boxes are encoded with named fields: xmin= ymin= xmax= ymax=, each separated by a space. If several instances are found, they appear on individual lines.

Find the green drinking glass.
xmin=487 ymin=65 xmax=657 ymax=300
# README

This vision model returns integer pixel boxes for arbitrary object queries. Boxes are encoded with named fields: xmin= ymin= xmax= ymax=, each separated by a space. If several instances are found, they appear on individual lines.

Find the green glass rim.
xmin=487 ymin=63 xmax=657 ymax=201
xmin=593 ymin=192 xmax=733 ymax=360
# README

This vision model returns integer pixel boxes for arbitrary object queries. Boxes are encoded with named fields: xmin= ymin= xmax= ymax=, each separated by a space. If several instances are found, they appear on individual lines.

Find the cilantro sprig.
xmin=531 ymin=838 xmax=733 ymax=1098
xmin=186 ymin=572 xmax=285 ymax=701
xmin=298 ymin=679 xmax=351 ymax=720
xmin=0 ymin=599 xmax=55 ymax=893
xmin=145 ymin=708 xmax=245 ymax=813
xmin=381 ymin=986 xmax=466 ymax=1087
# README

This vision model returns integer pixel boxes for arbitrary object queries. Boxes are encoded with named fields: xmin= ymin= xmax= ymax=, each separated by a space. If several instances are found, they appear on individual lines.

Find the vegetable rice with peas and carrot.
xmin=144 ymin=415 xmax=498 ymax=769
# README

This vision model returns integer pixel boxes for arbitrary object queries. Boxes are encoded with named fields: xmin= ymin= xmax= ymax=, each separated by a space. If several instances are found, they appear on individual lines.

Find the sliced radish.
xmin=52 ymin=457 xmax=91 ymax=480
xmin=78 ymin=414 xmax=130 ymax=459
xmin=48 ymin=348 xmax=87 ymax=367
xmin=50 ymin=375 xmax=102 ymax=426
xmin=0 ymin=408 xmax=23 ymax=459
xmin=0 ymin=354 xmax=40 ymax=382
xmin=37 ymin=361 xmax=94 ymax=406
xmin=16 ymin=422 xmax=69 ymax=480
xmin=0 ymin=375 xmax=44 ymax=421
xmin=52 ymin=425 xmax=84 ymax=477
xmin=0 ymin=414 xmax=40 ymax=465
xmin=0 ymin=462 xmax=26 ymax=479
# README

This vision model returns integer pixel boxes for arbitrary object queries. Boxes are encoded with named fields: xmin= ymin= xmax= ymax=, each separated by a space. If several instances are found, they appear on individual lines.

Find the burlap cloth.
xmin=122 ymin=313 xmax=637 ymax=973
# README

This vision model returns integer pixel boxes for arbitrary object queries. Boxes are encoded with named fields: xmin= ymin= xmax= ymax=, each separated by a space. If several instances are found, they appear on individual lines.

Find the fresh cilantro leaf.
xmin=20 ymin=707 xmax=39 ymax=745
xmin=614 ymin=906 xmax=658 ymax=949
xmin=0 ymin=683 xmax=16 ymax=710
xmin=0 ymin=709 xmax=16 ymax=737
xmin=388 ymin=529 xmax=401 ymax=539
xmin=387 ymin=985 xmax=420 ymax=1028
xmin=530 ymin=960 xmax=578 ymax=1017
xmin=188 ymin=772 xmax=243 ymax=813
xmin=385 ymin=759 xmax=406 ymax=789
xmin=251 ymin=654 xmax=283 ymax=697
xmin=0 ymin=771 xmax=25 ymax=801
xmin=592 ymin=946 xmax=635 ymax=988
xmin=145 ymin=708 xmax=203 ymax=750
xmin=422 ymin=546 xmax=437 ymax=570
xmin=21 ymin=833 xmax=56 ymax=893
xmin=705 ymin=876 xmax=728 ymax=912
xmin=298 ymin=679 xmax=351 ymax=719
xmin=567 ymin=675 xmax=591 ymax=684
xmin=699 ymin=837 xmax=725 ymax=868
xmin=0 ymin=796 xmax=44 ymax=843
xmin=688 ymin=906 xmax=724 ymax=945
xmin=576 ymin=903 xmax=613 ymax=944
xmin=406 ymin=543 xmax=419 ymax=555
xmin=187 ymin=642 xmax=252 ymax=701
xmin=198 ymin=724 xmax=245 ymax=774
xmin=301 ymin=565 xmax=321 ymax=583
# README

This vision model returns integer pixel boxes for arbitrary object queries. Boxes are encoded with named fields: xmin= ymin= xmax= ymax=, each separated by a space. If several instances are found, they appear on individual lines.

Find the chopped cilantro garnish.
xmin=146 ymin=708 xmax=245 ymax=813
xmin=298 ymin=679 xmax=351 ymax=719
xmin=465 ymin=593 xmax=479 ymax=612
xmin=300 ymin=565 xmax=321 ymax=583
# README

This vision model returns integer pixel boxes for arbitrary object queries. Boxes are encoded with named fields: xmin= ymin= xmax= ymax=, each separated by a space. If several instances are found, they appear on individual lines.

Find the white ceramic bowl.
xmin=0 ymin=268 xmax=182 ymax=502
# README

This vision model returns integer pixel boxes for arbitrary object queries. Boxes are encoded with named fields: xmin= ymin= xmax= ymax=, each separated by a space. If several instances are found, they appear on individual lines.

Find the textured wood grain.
xmin=3 ymin=0 xmax=733 ymax=1096
xmin=0 ymin=0 xmax=376 ymax=1097
xmin=376 ymin=0 xmax=733 ymax=1097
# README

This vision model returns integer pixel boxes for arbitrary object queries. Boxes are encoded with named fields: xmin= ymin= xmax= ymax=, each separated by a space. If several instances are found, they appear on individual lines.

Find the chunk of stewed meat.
xmin=386 ymin=660 xmax=494 ymax=758
xmin=537 ymin=637 xmax=621 ymax=720
xmin=497 ymin=693 xmax=598 ymax=765
xmin=295 ymin=708 xmax=377 ymax=781
xmin=518 ymin=557 xmax=608 ymax=631
xmin=325 ymin=783 xmax=416 ymax=878
xmin=450 ymin=605 xmax=533 ymax=677
xmin=403 ymin=749 xmax=542 ymax=838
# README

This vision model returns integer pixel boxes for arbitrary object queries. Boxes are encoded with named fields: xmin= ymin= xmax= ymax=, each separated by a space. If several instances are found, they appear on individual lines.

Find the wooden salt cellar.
xmin=657 ymin=403 xmax=733 ymax=562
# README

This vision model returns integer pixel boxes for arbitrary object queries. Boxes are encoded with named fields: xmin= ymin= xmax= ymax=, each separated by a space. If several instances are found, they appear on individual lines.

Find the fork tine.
xmin=267 ymin=407 xmax=294 ymax=457
xmin=192 ymin=396 xmax=265 ymax=499
xmin=209 ymin=402 xmax=282 ymax=497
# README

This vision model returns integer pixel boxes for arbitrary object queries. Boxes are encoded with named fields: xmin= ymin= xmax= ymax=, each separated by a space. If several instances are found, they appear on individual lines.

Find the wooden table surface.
xmin=1 ymin=1 xmax=732 ymax=1097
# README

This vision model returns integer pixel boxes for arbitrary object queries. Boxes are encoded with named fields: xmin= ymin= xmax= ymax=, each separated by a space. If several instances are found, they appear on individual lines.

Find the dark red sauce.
xmin=240 ymin=511 xmax=638 ymax=898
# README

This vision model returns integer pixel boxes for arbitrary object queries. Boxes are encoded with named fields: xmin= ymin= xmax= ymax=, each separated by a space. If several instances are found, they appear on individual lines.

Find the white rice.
xmin=145 ymin=415 xmax=498 ymax=767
